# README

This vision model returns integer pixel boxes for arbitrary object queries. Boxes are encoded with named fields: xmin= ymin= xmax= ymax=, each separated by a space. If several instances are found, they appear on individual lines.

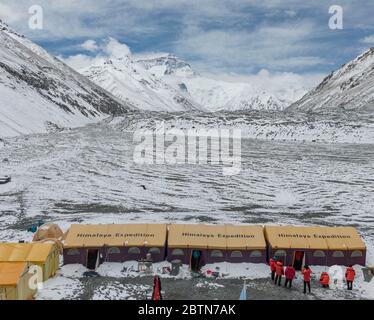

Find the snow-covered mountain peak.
xmin=0 ymin=19 xmax=22 ymax=37
xmin=63 ymin=36 xmax=312 ymax=113
xmin=170 ymin=76 xmax=297 ymax=112
xmin=317 ymin=47 xmax=374 ymax=91
xmin=133 ymin=50 xmax=311 ymax=112
xmin=340 ymin=47 xmax=374 ymax=73
xmin=136 ymin=53 xmax=196 ymax=77
xmin=81 ymin=52 xmax=202 ymax=112
xmin=0 ymin=19 xmax=61 ymax=66
xmin=288 ymin=47 xmax=374 ymax=113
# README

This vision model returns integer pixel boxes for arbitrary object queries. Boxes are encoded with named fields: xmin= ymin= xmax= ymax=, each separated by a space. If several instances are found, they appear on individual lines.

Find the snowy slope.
xmin=288 ymin=47 xmax=374 ymax=113
xmin=168 ymin=76 xmax=302 ymax=112
xmin=136 ymin=53 xmax=196 ymax=77
xmin=0 ymin=20 xmax=132 ymax=138
xmin=81 ymin=52 xmax=202 ymax=112
xmin=136 ymin=54 xmax=308 ymax=112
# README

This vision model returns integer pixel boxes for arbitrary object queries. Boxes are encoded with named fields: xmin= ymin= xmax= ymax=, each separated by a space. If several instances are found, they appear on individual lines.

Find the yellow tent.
xmin=168 ymin=224 xmax=266 ymax=250
xmin=64 ymin=224 xmax=168 ymax=248
xmin=33 ymin=223 xmax=64 ymax=242
xmin=0 ymin=243 xmax=60 ymax=281
xmin=264 ymin=225 xmax=366 ymax=250
xmin=0 ymin=262 xmax=37 ymax=300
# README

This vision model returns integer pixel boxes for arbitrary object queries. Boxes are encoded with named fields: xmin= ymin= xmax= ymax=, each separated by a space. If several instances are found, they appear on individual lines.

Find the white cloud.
xmin=202 ymin=69 xmax=324 ymax=94
xmin=60 ymin=37 xmax=132 ymax=70
xmin=58 ymin=54 xmax=98 ymax=70
xmin=2 ymin=0 xmax=372 ymax=75
xmin=360 ymin=35 xmax=374 ymax=44
xmin=0 ymin=3 xmax=24 ymax=23
xmin=80 ymin=40 xmax=99 ymax=52
xmin=174 ymin=22 xmax=326 ymax=72
xmin=0 ymin=0 xmax=153 ymax=40
xmin=285 ymin=10 xmax=297 ymax=17
xmin=104 ymin=37 xmax=131 ymax=58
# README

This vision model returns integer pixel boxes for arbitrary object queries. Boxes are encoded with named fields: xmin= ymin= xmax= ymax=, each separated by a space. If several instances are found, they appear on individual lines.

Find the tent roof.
xmin=0 ymin=262 xmax=28 ymax=286
xmin=264 ymin=226 xmax=366 ymax=251
xmin=64 ymin=224 xmax=168 ymax=248
xmin=168 ymin=224 xmax=266 ymax=250
xmin=33 ymin=223 xmax=64 ymax=242
xmin=0 ymin=243 xmax=56 ymax=263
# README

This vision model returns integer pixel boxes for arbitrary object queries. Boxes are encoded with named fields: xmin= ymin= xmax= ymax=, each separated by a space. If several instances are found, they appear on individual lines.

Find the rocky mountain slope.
xmin=288 ymin=48 xmax=374 ymax=113
xmin=0 ymin=20 xmax=132 ymax=138
xmin=136 ymin=53 xmax=196 ymax=77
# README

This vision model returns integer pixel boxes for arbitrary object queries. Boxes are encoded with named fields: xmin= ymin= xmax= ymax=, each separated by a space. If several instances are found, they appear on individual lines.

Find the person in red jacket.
xmin=302 ymin=265 xmax=312 ymax=294
xmin=269 ymin=257 xmax=277 ymax=281
xmin=274 ymin=260 xmax=284 ymax=286
xmin=320 ymin=271 xmax=330 ymax=288
xmin=284 ymin=264 xmax=296 ymax=288
xmin=345 ymin=265 xmax=356 ymax=290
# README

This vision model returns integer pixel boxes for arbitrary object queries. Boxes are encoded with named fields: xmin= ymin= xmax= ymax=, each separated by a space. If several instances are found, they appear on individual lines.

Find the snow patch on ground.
xmin=195 ymin=281 xmax=225 ymax=289
xmin=59 ymin=264 xmax=89 ymax=278
xmin=35 ymin=262 xmax=374 ymax=300
xmin=36 ymin=276 xmax=83 ymax=300
xmin=96 ymin=261 xmax=192 ymax=280
xmin=0 ymin=229 xmax=33 ymax=242
xmin=202 ymin=262 xmax=269 ymax=280
xmin=92 ymin=282 xmax=151 ymax=300
xmin=361 ymin=280 xmax=374 ymax=299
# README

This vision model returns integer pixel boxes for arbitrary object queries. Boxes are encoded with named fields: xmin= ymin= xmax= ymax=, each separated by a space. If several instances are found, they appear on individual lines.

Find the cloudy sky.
xmin=1 ymin=0 xmax=373 ymax=78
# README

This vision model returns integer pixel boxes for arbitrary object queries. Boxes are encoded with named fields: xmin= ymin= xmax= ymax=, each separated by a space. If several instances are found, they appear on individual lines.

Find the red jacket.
xmin=302 ymin=268 xmax=312 ymax=282
xmin=275 ymin=262 xmax=284 ymax=276
xmin=345 ymin=267 xmax=356 ymax=282
xmin=285 ymin=266 xmax=296 ymax=280
xmin=270 ymin=259 xmax=276 ymax=272
xmin=320 ymin=272 xmax=330 ymax=285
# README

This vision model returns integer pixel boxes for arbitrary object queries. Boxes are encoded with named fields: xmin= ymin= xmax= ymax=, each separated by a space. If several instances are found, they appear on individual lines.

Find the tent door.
xmin=293 ymin=251 xmax=305 ymax=271
xmin=86 ymin=249 xmax=99 ymax=270
xmin=190 ymin=250 xmax=203 ymax=272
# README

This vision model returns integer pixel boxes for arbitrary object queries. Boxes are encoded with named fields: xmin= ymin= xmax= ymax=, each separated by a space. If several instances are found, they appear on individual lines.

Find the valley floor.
xmin=0 ymin=119 xmax=373 ymax=300
xmin=35 ymin=262 xmax=374 ymax=300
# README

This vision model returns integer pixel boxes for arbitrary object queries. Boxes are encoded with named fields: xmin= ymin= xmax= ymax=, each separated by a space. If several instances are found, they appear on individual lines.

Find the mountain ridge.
xmin=287 ymin=47 xmax=374 ymax=113
xmin=135 ymin=52 xmax=310 ymax=112
xmin=0 ymin=20 xmax=132 ymax=138
xmin=81 ymin=48 xmax=204 ymax=112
